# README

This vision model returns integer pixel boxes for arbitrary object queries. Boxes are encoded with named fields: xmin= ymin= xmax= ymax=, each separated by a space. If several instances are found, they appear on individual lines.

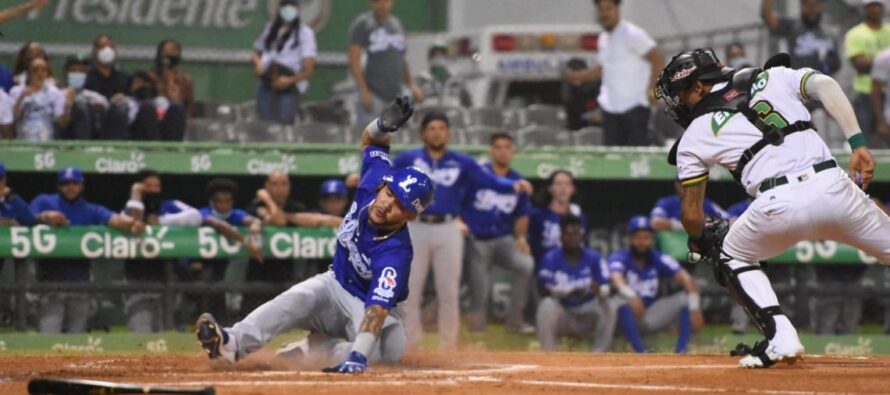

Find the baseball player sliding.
xmin=195 ymin=97 xmax=433 ymax=373
xmin=656 ymin=48 xmax=890 ymax=368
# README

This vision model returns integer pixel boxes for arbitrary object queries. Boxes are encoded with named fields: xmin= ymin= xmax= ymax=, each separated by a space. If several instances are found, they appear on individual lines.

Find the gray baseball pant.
xmin=634 ymin=292 xmax=689 ymax=333
xmin=536 ymin=296 xmax=618 ymax=352
xmin=404 ymin=220 xmax=463 ymax=349
xmin=227 ymin=271 xmax=406 ymax=364
xmin=39 ymin=293 xmax=91 ymax=333
xmin=466 ymin=235 xmax=533 ymax=329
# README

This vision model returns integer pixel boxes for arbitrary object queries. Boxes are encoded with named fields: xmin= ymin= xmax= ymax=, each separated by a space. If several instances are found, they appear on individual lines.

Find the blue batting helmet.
xmin=627 ymin=215 xmax=653 ymax=234
xmin=383 ymin=167 xmax=434 ymax=214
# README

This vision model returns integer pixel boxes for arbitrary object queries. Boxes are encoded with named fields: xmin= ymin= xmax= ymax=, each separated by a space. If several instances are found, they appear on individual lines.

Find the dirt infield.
xmin=2 ymin=351 xmax=889 ymax=395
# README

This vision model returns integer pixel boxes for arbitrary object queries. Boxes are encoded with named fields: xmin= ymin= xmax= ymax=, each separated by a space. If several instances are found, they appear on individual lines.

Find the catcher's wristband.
xmin=848 ymin=132 xmax=866 ymax=150
xmin=352 ymin=332 xmax=376 ymax=358
xmin=687 ymin=292 xmax=701 ymax=311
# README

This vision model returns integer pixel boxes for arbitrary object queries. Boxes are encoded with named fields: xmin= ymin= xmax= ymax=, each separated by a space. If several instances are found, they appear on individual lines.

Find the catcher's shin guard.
xmin=715 ymin=260 xmax=783 ymax=341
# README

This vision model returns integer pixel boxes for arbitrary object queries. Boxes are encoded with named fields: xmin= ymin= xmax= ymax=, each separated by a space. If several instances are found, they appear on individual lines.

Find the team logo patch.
xmin=671 ymin=66 xmax=696 ymax=82
xmin=711 ymin=111 xmax=734 ymax=134
xmin=750 ymin=71 xmax=769 ymax=97
xmin=373 ymin=267 xmax=398 ymax=300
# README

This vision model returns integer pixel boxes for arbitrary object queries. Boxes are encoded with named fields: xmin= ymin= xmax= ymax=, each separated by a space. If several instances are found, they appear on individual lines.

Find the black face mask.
xmin=161 ymin=55 xmax=181 ymax=68
xmin=802 ymin=13 xmax=821 ymax=29
xmin=142 ymin=192 xmax=162 ymax=215
xmin=133 ymin=86 xmax=156 ymax=101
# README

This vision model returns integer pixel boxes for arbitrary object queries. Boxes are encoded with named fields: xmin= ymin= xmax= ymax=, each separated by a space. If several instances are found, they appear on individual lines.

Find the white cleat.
xmin=738 ymin=342 xmax=804 ymax=369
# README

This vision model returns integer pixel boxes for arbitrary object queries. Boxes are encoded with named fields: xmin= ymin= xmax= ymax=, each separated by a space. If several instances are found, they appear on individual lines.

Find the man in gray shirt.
xmin=348 ymin=0 xmax=423 ymax=126
xmin=761 ymin=0 xmax=840 ymax=75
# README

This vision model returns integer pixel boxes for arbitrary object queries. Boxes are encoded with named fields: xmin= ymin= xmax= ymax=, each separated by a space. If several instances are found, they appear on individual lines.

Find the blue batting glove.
xmin=322 ymin=351 xmax=368 ymax=374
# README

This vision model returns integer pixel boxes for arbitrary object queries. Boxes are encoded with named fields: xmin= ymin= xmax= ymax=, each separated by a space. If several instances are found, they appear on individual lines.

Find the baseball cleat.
xmin=195 ymin=313 xmax=235 ymax=363
xmin=505 ymin=323 xmax=536 ymax=336
xmin=734 ymin=340 xmax=803 ymax=368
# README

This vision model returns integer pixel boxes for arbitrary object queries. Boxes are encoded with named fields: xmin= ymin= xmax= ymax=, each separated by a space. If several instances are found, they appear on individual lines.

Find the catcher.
xmin=655 ymin=48 xmax=890 ymax=368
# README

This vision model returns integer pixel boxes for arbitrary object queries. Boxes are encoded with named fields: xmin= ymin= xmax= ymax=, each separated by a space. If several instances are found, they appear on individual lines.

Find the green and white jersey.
xmin=676 ymin=66 xmax=833 ymax=197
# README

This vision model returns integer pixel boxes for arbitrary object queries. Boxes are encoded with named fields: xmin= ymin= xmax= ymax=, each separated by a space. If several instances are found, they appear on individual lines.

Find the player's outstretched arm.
xmin=805 ymin=73 xmax=876 ymax=188
xmin=323 ymin=305 xmax=389 ymax=374
xmin=361 ymin=96 xmax=414 ymax=150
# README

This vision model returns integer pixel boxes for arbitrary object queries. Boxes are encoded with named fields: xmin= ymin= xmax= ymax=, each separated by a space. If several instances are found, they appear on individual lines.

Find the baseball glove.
xmin=377 ymin=96 xmax=414 ymax=133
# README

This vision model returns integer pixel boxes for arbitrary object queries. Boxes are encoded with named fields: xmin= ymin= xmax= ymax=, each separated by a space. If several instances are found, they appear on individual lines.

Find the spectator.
xmin=562 ymin=58 xmax=600 ymax=131
xmin=845 ymin=0 xmax=890 ymax=145
xmin=0 ymin=87 xmax=13 ymax=138
xmin=243 ymin=171 xmax=341 ymax=313
xmin=348 ymin=0 xmax=424 ymax=127
xmin=650 ymin=181 xmax=728 ymax=232
xmin=462 ymin=132 xmax=535 ymax=334
xmin=148 ymin=39 xmax=191 ymax=140
xmin=59 ymin=54 xmax=108 ymax=140
xmin=536 ymin=215 xmax=615 ymax=352
xmin=0 ymin=162 xmax=36 ymax=226
xmin=529 ymin=170 xmax=588 ymax=265
xmin=30 ymin=167 xmax=143 ymax=333
xmin=394 ymin=112 xmax=531 ymax=349
xmin=8 ymin=57 xmax=71 ymax=141
xmin=252 ymin=0 xmax=317 ymax=125
xmin=127 ymin=71 xmax=172 ymax=141
xmin=123 ymin=169 xmax=201 ymax=332
xmin=564 ymin=0 xmax=664 ymax=146
xmin=416 ymin=43 xmax=470 ymax=107
xmin=870 ymin=47 xmax=890 ymax=141
xmin=0 ymin=0 xmax=48 ymax=24
xmin=724 ymin=42 xmax=753 ymax=69
xmin=193 ymin=178 xmax=263 ymax=324
xmin=12 ymin=41 xmax=52 ymax=87
xmin=761 ymin=0 xmax=840 ymax=74
xmin=610 ymin=216 xmax=703 ymax=353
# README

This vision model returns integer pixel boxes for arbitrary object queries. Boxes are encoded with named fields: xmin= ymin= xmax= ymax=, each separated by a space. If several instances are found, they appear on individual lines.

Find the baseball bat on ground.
xmin=28 ymin=378 xmax=215 ymax=395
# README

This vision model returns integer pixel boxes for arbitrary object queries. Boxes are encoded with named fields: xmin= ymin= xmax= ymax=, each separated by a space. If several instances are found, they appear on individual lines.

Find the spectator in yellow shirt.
xmin=845 ymin=0 xmax=890 ymax=145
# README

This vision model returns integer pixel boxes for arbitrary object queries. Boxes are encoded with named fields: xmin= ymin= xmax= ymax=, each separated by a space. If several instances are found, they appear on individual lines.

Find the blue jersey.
xmin=650 ymin=195 xmax=728 ymax=221
xmin=608 ymin=249 xmax=681 ymax=306
xmin=0 ymin=194 xmax=37 ymax=225
xmin=199 ymin=207 xmax=249 ymax=226
xmin=727 ymin=199 xmax=751 ymax=221
xmin=31 ymin=194 xmax=114 ymax=282
xmin=528 ymin=204 xmax=588 ymax=263
xmin=538 ymin=247 xmax=609 ymax=307
xmin=333 ymin=144 xmax=413 ymax=310
xmin=461 ymin=163 xmax=530 ymax=238
xmin=394 ymin=149 xmax=515 ymax=216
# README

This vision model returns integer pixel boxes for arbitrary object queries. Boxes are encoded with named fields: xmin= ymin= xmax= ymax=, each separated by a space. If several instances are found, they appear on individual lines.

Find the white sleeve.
xmin=0 ymin=92 xmax=12 ymax=125
xmin=804 ymin=73 xmax=862 ymax=139
xmin=675 ymin=130 xmax=711 ymax=187
xmin=300 ymin=26 xmax=318 ymax=60
xmin=627 ymin=24 xmax=656 ymax=57
xmin=158 ymin=202 xmax=203 ymax=227
xmin=253 ymin=23 xmax=272 ymax=52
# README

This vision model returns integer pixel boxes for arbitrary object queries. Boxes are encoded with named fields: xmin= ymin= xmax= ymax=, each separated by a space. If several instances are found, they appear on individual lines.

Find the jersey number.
xmin=751 ymin=100 xmax=789 ymax=129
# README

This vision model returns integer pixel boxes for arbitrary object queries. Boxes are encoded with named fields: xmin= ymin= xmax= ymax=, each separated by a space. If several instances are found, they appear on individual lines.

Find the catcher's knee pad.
xmin=716 ymin=260 xmax=783 ymax=340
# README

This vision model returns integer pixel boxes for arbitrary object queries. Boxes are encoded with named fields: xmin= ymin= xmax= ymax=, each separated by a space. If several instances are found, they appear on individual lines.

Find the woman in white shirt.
xmin=9 ymin=57 xmax=70 ymax=141
xmin=252 ymin=0 xmax=317 ymax=125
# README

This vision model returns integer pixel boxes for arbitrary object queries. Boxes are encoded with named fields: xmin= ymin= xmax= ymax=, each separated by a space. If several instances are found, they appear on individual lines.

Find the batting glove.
xmin=322 ymin=351 xmax=368 ymax=374
xmin=377 ymin=96 xmax=414 ymax=133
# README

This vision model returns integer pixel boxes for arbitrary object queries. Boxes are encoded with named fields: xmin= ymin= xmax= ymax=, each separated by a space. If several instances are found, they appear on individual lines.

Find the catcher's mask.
xmin=655 ymin=48 xmax=733 ymax=127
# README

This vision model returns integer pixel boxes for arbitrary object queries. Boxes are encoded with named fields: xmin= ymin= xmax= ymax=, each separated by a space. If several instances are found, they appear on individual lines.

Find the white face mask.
xmin=97 ymin=46 xmax=116 ymax=65
xmin=280 ymin=5 xmax=299 ymax=22
xmin=68 ymin=72 xmax=86 ymax=90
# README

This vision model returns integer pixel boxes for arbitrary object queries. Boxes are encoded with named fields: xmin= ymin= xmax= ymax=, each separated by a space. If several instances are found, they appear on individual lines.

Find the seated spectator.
xmin=126 ymin=71 xmax=164 ymax=141
xmin=9 ymin=57 xmax=71 ymax=141
xmin=529 ymin=170 xmax=589 ymax=265
xmin=0 ymin=162 xmax=36 ymax=226
xmin=123 ymin=169 xmax=201 ymax=332
xmin=724 ymin=42 xmax=753 ymax=69
xmin=148 ymin=39 xmax=191 ymax=141
xmin=536 ymin=215 xmax=616 ymax=352
xmin=192 ymin=178 xmax=263 ymax=324
xmin=12 ymin=41 xmax=53 ymax=87
xmin=252 ymin=0 xmax=317 ymax=124
xmin=59 ymin=54 xmax=108 ymax=140
xmin=650 ymin=181 xmax=728 ymax=231
xmin=610 ymin=216 xmax=702 ymax=353
xmin=31 ymin=167 xmax=143 ymax=333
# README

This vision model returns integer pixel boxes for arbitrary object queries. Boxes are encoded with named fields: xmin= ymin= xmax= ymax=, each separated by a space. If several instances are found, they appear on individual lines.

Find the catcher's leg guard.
xmin=717 ymin=263 xmax=783 ymax=340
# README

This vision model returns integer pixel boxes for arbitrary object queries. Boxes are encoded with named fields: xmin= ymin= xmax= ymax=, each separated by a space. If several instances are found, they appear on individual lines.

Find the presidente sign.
xmin=0 ymin=226 xmax=337 ymax=259
xmin=4 ymin=0 xmax=333 ymax=50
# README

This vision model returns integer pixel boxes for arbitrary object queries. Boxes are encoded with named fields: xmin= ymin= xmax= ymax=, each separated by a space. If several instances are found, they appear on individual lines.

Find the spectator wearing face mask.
xmin=724 ymin=42 xmax=753 ymax=70
xmin=148 ymin=39 xmax=191 ymax=141
xmin=252 ymin=0 xmax=317 ymax=124
xmin=59 ymin=54 xmax=108 ymax=140
xmin=8 ymin=57 xmax=71 ymax=141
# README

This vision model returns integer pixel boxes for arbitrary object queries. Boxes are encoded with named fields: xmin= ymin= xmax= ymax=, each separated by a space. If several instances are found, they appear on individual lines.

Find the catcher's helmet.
xmin=655 ymin=48 xmax=733 ymax=126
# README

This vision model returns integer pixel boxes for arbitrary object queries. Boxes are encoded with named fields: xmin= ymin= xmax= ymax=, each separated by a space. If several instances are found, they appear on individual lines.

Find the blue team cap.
xmin=627 ymin=215 xmax=653 ymax=234
xmin=320 ymin=179 xmax=348 ymax=197
xmin=58 ymin=167 xmax=85 ymax=183
xmin=382 ymin=167 xmax=434 ymax=214
xmin=0 ymin=162 xmax=5 ymax=179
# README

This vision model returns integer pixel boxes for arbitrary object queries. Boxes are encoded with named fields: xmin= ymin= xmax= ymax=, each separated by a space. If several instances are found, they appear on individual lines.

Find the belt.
xmin=758 ymin=159 xmax=837 ymax=193
xmin=417 ymin=214 xmax=456 ymax=224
